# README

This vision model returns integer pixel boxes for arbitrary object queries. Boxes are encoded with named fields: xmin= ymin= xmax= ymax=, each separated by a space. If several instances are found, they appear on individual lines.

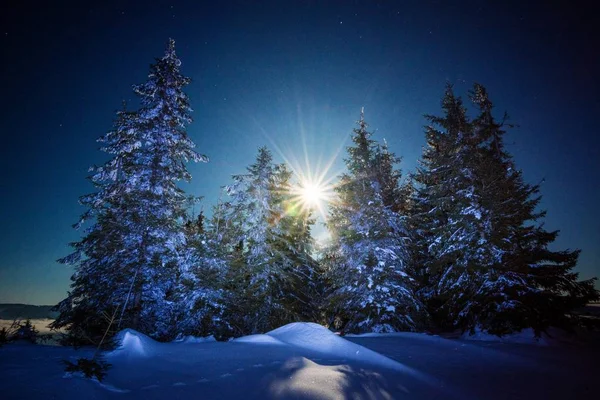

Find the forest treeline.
xmin=51 ymin=40 xmax=598 ymax=345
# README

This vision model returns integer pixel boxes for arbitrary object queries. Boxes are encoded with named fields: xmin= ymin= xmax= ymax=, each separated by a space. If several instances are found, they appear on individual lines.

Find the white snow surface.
xmin=1 ymin=322 xmax=597 ymax=399
xmin=232 ymin=333 xmax=285 ymax=345
xmin=266 ymin=322 xmax=417 ymax=373
xmin=110 ymin=328 xmax=157 ymax=357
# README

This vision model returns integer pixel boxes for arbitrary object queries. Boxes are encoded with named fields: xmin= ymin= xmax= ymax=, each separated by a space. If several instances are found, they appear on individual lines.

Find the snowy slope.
xmin=1 ymin=322 xmax=597 ymax=399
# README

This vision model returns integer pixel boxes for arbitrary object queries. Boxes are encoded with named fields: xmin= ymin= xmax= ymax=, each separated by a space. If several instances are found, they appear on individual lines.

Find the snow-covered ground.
xmin=1 ymin=322 xmax=598 ymax=399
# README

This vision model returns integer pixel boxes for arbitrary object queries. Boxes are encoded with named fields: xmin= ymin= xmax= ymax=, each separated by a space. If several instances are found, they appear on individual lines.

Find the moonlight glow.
xmin=287 ymin=173 xmax=336 ymax=221
xmin=261 ymin=107 xmax=347 ymax=222
xmin=301 ymin=182 xmax=326 ymax=205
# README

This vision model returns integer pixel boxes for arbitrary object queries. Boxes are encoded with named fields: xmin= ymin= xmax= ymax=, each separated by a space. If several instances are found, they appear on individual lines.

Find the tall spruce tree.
xmin=466 ymin=83 xmax=598 ymax=334
xmin=271 ymin=164 xmax=324 ymax=326
xmin=327 ymin=111 xmax=424 ymax=333
xmin=219 ymin=147 xmax=285 ymax=334
xmin=175 ymin=211 xmax=227 ymax=338
xmin=53 ymin=39 xmax=207 ymax=341
xmin=409 ymin=85 xmax=482 ymax=331
xmin=220 ymin=147 xmax=322 ymax=335
xmin=410 ymin=84 xmax=598 ymax=335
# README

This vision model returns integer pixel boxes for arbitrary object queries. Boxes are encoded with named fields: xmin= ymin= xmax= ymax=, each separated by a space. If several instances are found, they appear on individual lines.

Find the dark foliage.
xmin=0 ymin=319 xmax=42 ymax=346
xmin=63 ymin=357 xmax=112 ymax=382
xmin=409 ymin=84 xmax=599 ymax=335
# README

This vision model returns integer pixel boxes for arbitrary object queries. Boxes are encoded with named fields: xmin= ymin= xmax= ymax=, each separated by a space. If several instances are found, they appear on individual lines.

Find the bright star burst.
xmin=300 ymin=182 xmax=325 ymax=205
xmin=268 ymin=136 xmax=344 ymax=222
xmin=241 ymin=100 xmax=350 ymax=223
xmin=288 ymin=175 xmax=334 ymax=219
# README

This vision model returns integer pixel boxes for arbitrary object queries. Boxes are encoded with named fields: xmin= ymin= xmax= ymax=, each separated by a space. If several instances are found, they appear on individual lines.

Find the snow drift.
xmin=266 ymin=322 xmax=412 ymax=371
xmin=109 ymin=323 xmax=417 ymax=373
xmin=109 ymin=329 xmax=158 ymax=358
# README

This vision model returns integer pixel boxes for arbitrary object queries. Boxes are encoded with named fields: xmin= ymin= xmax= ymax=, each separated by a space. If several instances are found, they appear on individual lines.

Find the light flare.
xmin=288 ymin=177 xmax=335 ymax=220
xmin=301 ymin=183 xmax=325 ymax=205
xmin=236 ymin=97 xmax=351 ymax=223
xmin=265 ymin=127 xmax=346 ymax=222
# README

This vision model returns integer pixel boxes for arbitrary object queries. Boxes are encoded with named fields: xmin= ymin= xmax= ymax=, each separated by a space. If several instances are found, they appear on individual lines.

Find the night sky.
xmin=1 ymin=1 xmax=598 ymax=305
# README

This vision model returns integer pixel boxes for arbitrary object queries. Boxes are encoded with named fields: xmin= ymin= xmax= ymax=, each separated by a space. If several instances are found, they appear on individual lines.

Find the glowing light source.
xmin=287 ymin=175 xmax=336 ymax=221
xmin=249 ymin=101 xmax=348 ymax=222
xmin=301 ymin=182 xmax=326 ymax=205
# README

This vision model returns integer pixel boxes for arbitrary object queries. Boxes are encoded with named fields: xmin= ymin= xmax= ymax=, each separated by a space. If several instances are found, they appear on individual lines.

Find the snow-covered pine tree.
xmin=118 ymin=38 xmax=208 ymax=340
xmin=270 ymin=164 xmax=324 ymax=326
xmin=410 ymin=83 xmax=598 ymax=335
xmin=463 ymin=83 xmax=598 ymax=334
xmin=326 ymin=111 xmax=424 ymax=333
xmin=175 ymin=211 xmax=227 ymax=338
xmin=51 ymin=104 xmax=143 ymax=344
xmin=408 ymin=85 xmax=484 ymax=331
xmin=219 ymin=147 xmax=324 ymax=335
xmin=53 ymin=39 xmax=207 ymax=342
xmin=219 ymin=147 xmax=284 ymax=334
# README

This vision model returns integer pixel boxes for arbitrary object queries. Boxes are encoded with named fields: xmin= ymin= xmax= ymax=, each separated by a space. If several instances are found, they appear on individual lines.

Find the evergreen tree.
xmin=327 ymin=111 xmax=424 ymax=333
xmin=271 ymin=164 xmax=324 ymax=326
xmin=220 ymin=147 xmax=323 ymax=335
xmin=408 ymin=85 xmax=482 ymax=331
xmin=53 ymin=39 xmax=207 ymax=341
xmin=219 ymin=147 xmax=285 ymax=334
xmin=410 ymin=84 xmax=598 ymax=335
xmin=175 ymin=210 xmax=227 ymax=338
xmin=465 ymin=84 xmax=598 ymax=334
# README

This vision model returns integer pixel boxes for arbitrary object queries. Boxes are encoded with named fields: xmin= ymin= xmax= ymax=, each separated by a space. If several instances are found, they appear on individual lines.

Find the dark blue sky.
xmin=1 ymin=0 xmax=598 ymax=305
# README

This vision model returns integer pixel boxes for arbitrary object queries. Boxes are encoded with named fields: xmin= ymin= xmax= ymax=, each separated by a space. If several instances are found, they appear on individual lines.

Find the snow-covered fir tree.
xmin=51 ymin=103 xmax=144 ymax=343
xmin=53 ymin=39 xmax=208 ymax=342
xmin=408 ymin=85 xmax=484 ymax=331
xmin=326 ymin=111 xmax=425 ymax=333
xmin=218 ymin=147 xmax=286 ymax=334
xmin=175 ymin=211 xmax=227 ymax=338
xmin=465 ymin=84 xmax=598 ymax=334
xmin=270 ymin=164 xmax=324 ymax=326
xmin=219 ymin=147 xmax=322 ymax=335
xmin=410 ymin=84 xmax=598 ymax=335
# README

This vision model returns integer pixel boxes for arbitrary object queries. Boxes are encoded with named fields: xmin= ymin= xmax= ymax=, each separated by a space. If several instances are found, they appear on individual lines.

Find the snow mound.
xmin=108 ymin=329 xmax=158 ymax=358
xmin=233 ymin=334 xmax=285 ymax=345
xmin=266 ymin=322 xmax=342 ymax=349
xmin=461 ymin=327 xmax=552 ymax=346
xmin=265 ymin=322 xmax=419 ymax=374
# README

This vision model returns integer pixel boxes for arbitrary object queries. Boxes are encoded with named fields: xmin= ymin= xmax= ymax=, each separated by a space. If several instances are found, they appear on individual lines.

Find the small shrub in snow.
xmin=13 ymin=319 xmax=39 ymax=344
xmin=0 ymin=319 xmax=43 ymax=346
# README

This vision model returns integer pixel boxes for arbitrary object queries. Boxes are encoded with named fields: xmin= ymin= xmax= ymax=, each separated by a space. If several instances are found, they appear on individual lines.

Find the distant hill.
xmin=0 ymin=304 xmax=58 ymax=320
